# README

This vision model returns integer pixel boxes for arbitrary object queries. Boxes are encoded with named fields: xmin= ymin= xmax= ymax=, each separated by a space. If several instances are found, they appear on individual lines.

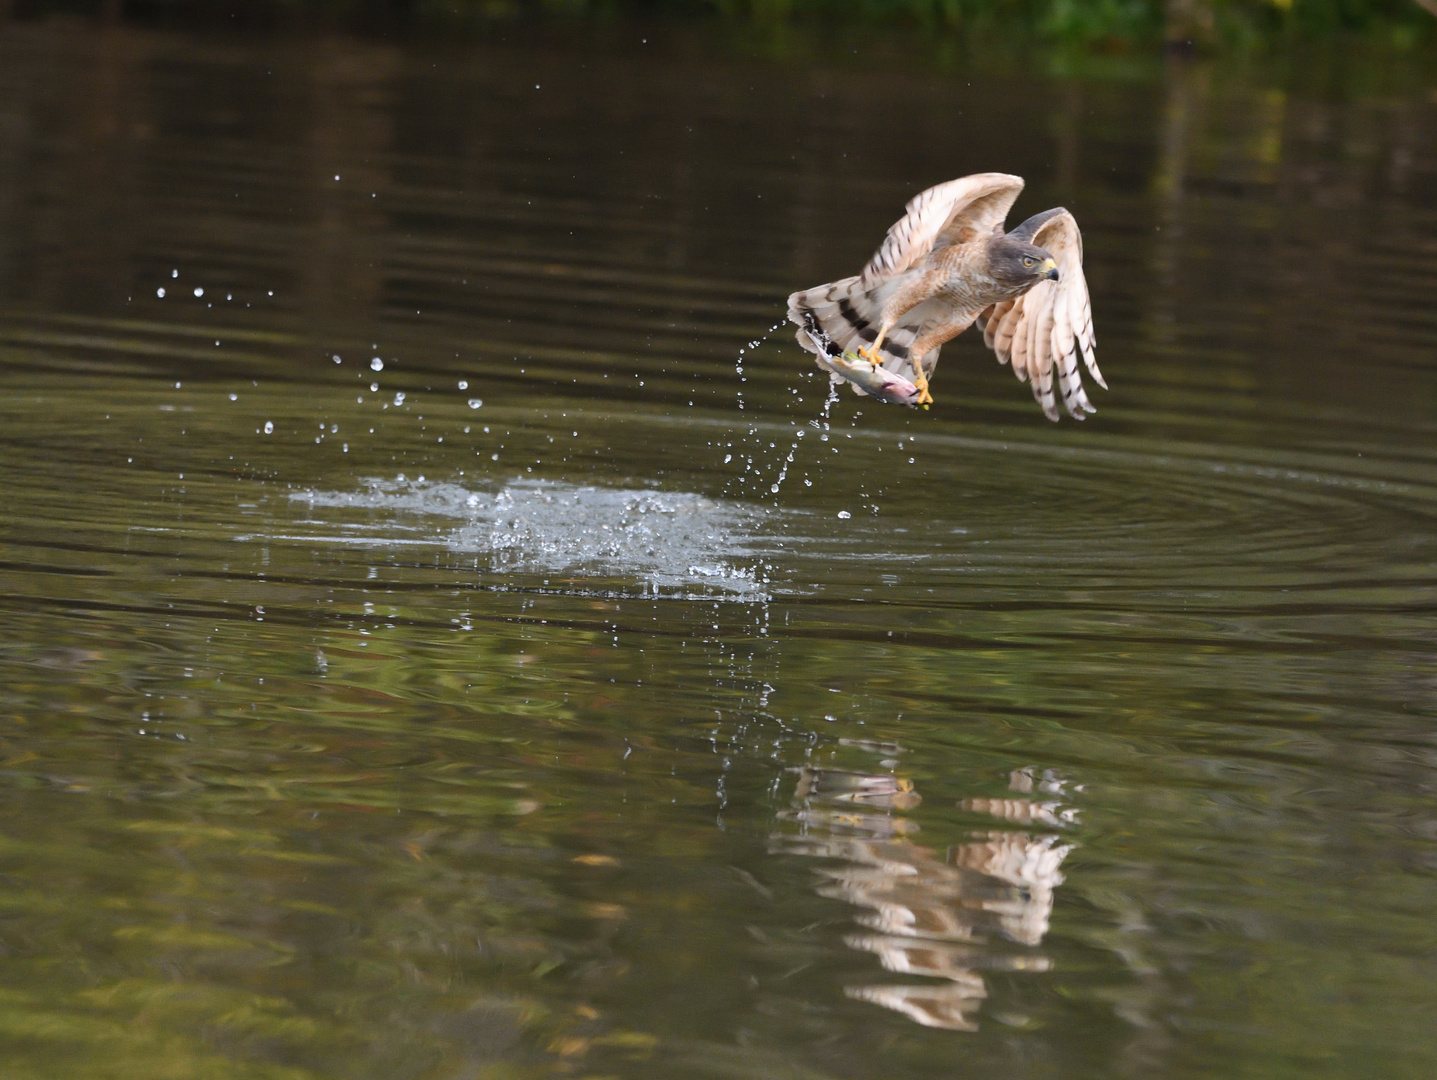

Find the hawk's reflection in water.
xmin=770 ymin=743 xmax=1077 ymax=1031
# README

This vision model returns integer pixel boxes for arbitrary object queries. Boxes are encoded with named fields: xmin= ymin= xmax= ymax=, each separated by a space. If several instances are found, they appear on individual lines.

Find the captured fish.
xmin=820 ymin=351 xmax=922 ymax=407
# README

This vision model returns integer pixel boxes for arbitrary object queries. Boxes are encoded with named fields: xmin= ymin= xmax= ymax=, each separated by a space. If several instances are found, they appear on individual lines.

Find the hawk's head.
xmin=986 ymin=233 xmax=1060 ymax=289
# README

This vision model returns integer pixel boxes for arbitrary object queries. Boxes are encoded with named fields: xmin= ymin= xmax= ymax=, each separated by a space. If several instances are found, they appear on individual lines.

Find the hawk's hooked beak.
xmin=1042 ymin=258 xmax=1059 ymax=281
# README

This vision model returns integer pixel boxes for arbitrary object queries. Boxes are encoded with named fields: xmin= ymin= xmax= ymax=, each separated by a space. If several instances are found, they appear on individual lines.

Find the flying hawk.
xmin=787 ymin=173 xmax=1104 ymax=419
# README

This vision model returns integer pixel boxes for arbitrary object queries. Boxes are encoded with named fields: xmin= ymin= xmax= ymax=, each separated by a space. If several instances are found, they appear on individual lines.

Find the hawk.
xmin=787 ymin=173 xmax=1104 ymax=419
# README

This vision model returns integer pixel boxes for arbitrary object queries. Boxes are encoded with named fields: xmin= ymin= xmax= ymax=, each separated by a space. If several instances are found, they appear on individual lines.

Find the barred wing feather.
xmin=976 ymin=209 xmax=1102 ymax=421
xmin=859 ymin=173 xmax=1026 ymax=289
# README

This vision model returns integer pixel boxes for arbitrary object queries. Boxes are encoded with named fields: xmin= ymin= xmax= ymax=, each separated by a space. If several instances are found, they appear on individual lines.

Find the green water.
xmin=1 ymin=19 xmax=1435 ymax=1079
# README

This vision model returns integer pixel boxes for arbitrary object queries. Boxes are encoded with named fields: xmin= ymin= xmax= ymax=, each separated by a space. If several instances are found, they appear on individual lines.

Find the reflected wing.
xmin=977 ymin=209 xmax=1103 ymax=421
xmin=859 ymin=173 xmax=1025 ymax=288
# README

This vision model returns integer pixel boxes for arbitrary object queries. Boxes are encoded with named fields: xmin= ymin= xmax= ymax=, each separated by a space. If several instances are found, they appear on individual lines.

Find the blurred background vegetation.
xmin=5 ymin=0 xmax=1434 ymax=50
xmin=670 ymin=0 xmax=1435 ymax=48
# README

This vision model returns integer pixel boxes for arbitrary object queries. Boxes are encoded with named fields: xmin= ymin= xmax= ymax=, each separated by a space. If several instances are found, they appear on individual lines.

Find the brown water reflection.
xmin=0 ymin=14 xmax=1435 ymax=1080
xmin=773 ymin=747 xmax=1074 ymax=1030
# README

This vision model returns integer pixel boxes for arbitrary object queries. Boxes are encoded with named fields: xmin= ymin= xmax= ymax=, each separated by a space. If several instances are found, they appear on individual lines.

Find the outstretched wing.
xmin=860 ymin=173 xmax=1026 ymax=289
xmin=978 ymin=208 xmax=1103 ymax=421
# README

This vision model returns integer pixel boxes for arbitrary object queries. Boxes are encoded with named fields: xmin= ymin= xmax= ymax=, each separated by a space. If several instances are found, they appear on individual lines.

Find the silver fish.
xmin=820 ymin=351 xmax=921 ymax=407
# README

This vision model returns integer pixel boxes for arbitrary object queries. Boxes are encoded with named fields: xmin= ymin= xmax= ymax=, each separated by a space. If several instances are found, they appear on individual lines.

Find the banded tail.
xmin=786 ymin=277 xmax=936 ymax=393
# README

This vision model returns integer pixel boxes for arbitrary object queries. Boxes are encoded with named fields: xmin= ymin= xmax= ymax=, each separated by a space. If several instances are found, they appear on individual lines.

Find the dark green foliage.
xmin=19 ymin=0 xmax=1434 ymax=47
xmin=586 ymin=0 xmax=1432 ymax=45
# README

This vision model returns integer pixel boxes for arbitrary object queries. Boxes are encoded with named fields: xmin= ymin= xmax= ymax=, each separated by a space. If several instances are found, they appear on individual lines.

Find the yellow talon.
xmin=914 ymin=372 xmax=934 ymax=407
xmin=856 ymin=345 xmax=882 ymax=369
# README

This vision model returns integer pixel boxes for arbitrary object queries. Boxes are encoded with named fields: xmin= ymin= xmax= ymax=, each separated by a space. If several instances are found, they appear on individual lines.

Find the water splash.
xmin=291 ymin=478 xmax=774 ymax=597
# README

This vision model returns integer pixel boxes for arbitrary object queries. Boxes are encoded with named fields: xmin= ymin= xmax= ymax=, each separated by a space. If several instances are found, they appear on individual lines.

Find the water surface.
xmin=1 ymin=19 xmax=1436 ymax=1080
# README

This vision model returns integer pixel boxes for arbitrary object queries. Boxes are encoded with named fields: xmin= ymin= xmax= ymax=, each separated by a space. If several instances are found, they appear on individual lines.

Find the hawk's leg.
xmin=855 ymin=325 xmax=932 ymax=406
xmin=856 ymin=326 xmax=891 ymax=370
xmin=911 ymin=365 xmax=933 ymax=407
xmin=857 ymin=328 xmax=932 ymax=407
xmin=905 ymin=311 xmax=982 ymax=407
xmin=907 ymin=347 xmax=935 ymax=407
xmin=854 ymin=276 xmax=940 ymax=373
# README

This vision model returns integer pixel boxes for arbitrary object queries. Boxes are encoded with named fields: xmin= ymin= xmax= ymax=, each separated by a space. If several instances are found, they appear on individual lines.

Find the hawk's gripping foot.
xmin=913 ymin=371 xmax=934 ymax=407
xmin=856 ymin=345 xmax=883 ymax=370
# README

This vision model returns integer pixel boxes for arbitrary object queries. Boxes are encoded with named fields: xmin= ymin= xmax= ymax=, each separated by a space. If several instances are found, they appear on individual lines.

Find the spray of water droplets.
xmin=724 ymin=323 xmax=786 ymax=500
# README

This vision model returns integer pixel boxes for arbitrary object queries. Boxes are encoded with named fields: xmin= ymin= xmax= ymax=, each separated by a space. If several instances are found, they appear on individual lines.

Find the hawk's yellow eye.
xmin=1022 ymin=256 xmax=1035 ymax=267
